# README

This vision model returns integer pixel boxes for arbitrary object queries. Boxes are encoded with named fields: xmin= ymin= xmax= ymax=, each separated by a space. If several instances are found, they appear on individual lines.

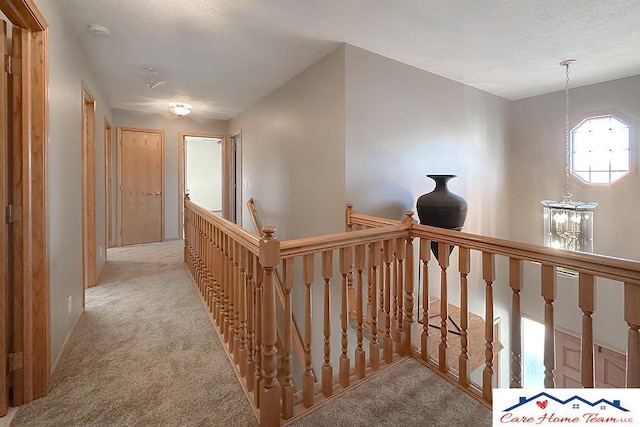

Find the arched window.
xmin=571 ymin=114 xmax=632 ymax=185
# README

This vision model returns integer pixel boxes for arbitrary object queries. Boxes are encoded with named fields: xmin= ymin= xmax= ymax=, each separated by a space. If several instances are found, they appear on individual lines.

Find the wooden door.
xmin=1 ymin=18 xmax=9 ymax=417
xmin=554 ymin=330 xmax=582 ymax=387
xmin=0 ymin=0 xmax=50 ymax=406
xmin=118 ymin=128 xmax=164 ymax=246
xmin=555 ymin=330 xmax=627 ymax=388
xmin=595 ymin=345 xmax=626 ymax=388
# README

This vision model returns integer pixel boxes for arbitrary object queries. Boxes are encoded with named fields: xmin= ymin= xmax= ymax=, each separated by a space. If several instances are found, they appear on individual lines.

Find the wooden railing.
xmin=246 ymin=198 xmax=311 ymax=386
xmin=184 ymin=197 xmax=640 ymax=426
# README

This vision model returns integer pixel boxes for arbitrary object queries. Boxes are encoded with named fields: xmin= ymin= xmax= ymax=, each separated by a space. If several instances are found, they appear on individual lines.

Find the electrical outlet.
xmin=67 ymin=296 xmax=72 ymax=314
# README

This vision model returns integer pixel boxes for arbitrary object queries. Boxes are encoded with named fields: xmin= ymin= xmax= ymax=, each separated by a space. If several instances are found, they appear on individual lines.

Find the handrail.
xmin=409 ymin=223 xmax=640 ymax=285
xmin=280 ymin=224 xmax=409 ymax=259
xmin=186 ymin=198 xmax=260 ymax=255
xmin=247 ymin=198 xmax=262 ymax=237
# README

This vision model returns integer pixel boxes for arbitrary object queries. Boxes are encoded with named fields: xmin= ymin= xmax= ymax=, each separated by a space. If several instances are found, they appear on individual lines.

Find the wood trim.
xmin=0 ymin=0 xmax=46 ymax=31
xmin=115 ymin=128 xmax=121 ymax=247
xmin=0 ymin=18 xmax=8 ymax=418
xmin=9 ymin=25 xmax=27 ymax=406
xmin=177 ymin=131 xmax=225 ymax=238
xmin=0 ymin=0 xmax=50 ymax=404
xmin=81 ymin=84 xmax=96 ymax=295
xmin=228 ymin=129 xmax=242 ymax=225
xmin=104 ymin=118 xmax=112 ymax=248
xmin=28 ymin=27 xmax=49 ymax=396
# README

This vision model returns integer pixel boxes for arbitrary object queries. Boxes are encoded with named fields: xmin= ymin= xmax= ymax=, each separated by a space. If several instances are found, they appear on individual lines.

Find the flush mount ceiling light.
xmin=169 ymin=103 xmax=192 ymax=116
xmin=540 ymin=60 xmax=597 ymax=253
xmin=87 ymin=24 xmax=111 ymax=38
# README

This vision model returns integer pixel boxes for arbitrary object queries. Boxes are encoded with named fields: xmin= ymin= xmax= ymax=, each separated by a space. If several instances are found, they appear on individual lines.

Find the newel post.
xmin=401 ymin=211 xmax=416 ymax=355
xmin=183 ymin=194 xmax=191 ymax=264
xmin=259 ymin=226 xmax=281 ymax=427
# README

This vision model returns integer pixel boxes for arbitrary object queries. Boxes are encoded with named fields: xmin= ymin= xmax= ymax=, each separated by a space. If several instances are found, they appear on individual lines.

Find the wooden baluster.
xmin=438 ymin=242 xmax=450 ymax=373
xmin=482 ymin=252 xmax=495 ymax=402
xmin=458 ymin=246 xmax=471 ymax=386
xmin=395 ymin=237 xmax=405 ymax=352
xmin=378 ymin=244 xmax=385 ymax=335
xmin=239 ymin=246 xmax=248 ymax=377
xmin=322 ymin=250 xmax=334 ymax=397
xmin=233 ymin=241 xmax=241 ymax=363
xmin=541 ymin=264 xmax=556 ymax=389
xmin=246 ymin=253 xmax=256 ymax=392
xmin=282 ymin=258 xmax=294 ymax=419
xmin=510 ymin=258 xmax=523 ymax=388
xmin=302 ymin=254 xmax=315 ymax=408
xmin=222 ymin=234 xmax=230 ymax=343
xmin=420 ymin=239 xmax=430 ymax=362
xmin=625 ymin=283 xmax=640 ymax=387
xmin=228 ymin=237 xmax=236 ymax=353
xmin=382 ymin=240 xmax=393 ymax=363
xmin=259 ymin=226 xmax=280 ymax=426
xmin=392 ymin=244 xmax=398 ymax=346
xmin=207 ymin=224 xmax=215 ymax=312
xmin=339 ymin=247 xmax=351 ymax=388
xmin=215 ymin=227 xmax=223 ymax=327
xmin=369 ymin=242 xmax=380 ymax=370
xmin=194 ymin=216 xmax=201 ymax=288
xmin=254 ymin=261 xmax=264 ymax=407
xmin=202 ymin=221 xmax=208 ymax=296
xmin=355 ymin=243 xmax=366 ymax=379
xmin=402 ymin=213 xmax=415 ymax=356
xmin=578 ymin=273 xmax=595 ymax=388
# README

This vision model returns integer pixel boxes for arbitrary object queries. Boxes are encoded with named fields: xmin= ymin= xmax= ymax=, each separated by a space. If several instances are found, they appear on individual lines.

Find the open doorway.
xmin=185 ymin=136 xmax=223 ymax=215
xmin=178 ymin=132 xmax=240 ymax=237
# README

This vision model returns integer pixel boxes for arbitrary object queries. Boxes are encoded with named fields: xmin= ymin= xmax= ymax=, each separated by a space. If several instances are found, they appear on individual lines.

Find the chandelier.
xmin=540 ymin=60 xmax=597 ymax=252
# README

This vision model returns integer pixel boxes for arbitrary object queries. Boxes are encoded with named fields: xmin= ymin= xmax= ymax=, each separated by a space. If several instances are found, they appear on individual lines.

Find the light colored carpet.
xmin=291 ymin=357 xmax=491 ymax=427
xmin=11 ymin=240 xmax=258 ymax=427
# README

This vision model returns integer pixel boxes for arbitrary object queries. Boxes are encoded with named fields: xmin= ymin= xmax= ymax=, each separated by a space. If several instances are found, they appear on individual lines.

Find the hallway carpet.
xmin=11 ymin=240 xmax=258 ymax=427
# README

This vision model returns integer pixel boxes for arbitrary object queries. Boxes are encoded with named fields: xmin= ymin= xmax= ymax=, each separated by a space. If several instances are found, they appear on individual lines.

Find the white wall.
xmin=229 ymin=46 xmax=346 ymax=240
xmin=510 ymin=74 xmax=640 ymax=260
xmin=345 ymin=44 xmax=511 ymax=237
xmin=34 ymin=0 xmax=112 ymax=367
xmin=509 ymin=75 xmax=640 ymax=354
xmin=345 ymin=45 xmax=513 ymax=385
xmin=185 ymin=137 xmax=223 ymax=212
xmin=111 ymin=110 xmax=228 ymax=239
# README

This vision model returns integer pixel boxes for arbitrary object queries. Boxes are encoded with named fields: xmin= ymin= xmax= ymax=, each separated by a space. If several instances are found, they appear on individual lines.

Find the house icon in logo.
xmin=504 ymin=392 xmax=629 ymax=412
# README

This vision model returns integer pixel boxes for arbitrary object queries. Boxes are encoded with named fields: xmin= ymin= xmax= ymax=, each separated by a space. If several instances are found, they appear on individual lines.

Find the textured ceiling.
xmin=61 ymin=0 xmax=640 ymax=120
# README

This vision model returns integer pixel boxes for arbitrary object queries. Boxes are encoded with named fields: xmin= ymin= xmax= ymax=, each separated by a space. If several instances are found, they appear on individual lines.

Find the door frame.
xmin=81 ymin=85 xmax=96 ymax=301
xmin=104 ymin=118 xmax=113 ymax=249
xmin=0 ymin=0 xmax=50 ymax=407
xmin=177 ymin=131 xmax=225 ymax=235
xmin=228 ymin=129 xmax=243 ymax=225
xmin=117 ymin=127 xmax=165 ymax=246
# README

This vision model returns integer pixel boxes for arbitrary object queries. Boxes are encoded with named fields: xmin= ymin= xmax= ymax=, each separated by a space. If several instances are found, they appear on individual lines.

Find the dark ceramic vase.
xmin=416 ymin=174 xmax=468 ymax=260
